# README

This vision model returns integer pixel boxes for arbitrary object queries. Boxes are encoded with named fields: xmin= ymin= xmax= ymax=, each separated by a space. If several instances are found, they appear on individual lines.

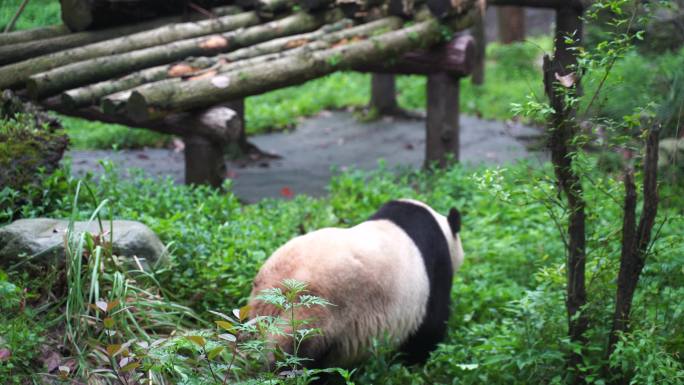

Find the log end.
xmin=60 ymin=92 xmax=79 ymax=111
xmin=25 ymin=77 xmax=42 ymax=101
xmin=126 ymin=91 xmax=163 ymax=122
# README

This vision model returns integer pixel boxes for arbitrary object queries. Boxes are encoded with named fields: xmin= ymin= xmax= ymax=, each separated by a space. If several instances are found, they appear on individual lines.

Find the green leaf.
xmin=186 ymin=335 xmax=206 ymax=347
xmin=233 ymin=305 xmax=250 ymax=322
xmin=215 ymin=320 xmax=235 ymax=332
xmin=208 ymin=346 xmax=224 ymax=360
xmin=120 ymin=361 xmax=140 ymax=372
xmin=106 ymin=344 xmax=121 ymax=357
xmin=107 ymin=299 xmax=120 ymax=311
xmin=103 ymin=317 xmax=115 ymax=329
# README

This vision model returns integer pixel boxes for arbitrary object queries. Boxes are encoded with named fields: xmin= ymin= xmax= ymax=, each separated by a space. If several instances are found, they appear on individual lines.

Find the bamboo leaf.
xmin=208 ymin=346 xmax=224 ymax=360
xmin=107 ymin=299 xmax=120 ymax=311
xmin=106 ymin=344 xmax=122 ymax=357
xmin=121 ymin=361 xmax=140 ymax=372
xmin=218 ymin=333 xmax=236 ymax=343
xmin=186 ymin=335 xmax=206 ymax=347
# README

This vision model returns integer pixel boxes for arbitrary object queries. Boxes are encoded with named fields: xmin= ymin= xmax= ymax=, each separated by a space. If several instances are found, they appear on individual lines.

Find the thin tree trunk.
xmin=543 ymin=3 xmax=586 ymax=384
xmin=3 ymin=0 xmax=30 ymax=33
xmin=607 ymin=127 xmax=660 ymax=385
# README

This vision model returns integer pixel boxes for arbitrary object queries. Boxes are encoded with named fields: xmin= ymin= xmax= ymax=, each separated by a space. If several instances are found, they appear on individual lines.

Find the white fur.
xmin=251 ymin=219 xmax=430 ymax=367
xmin=249 ymin=199 xmax=463 ymax=367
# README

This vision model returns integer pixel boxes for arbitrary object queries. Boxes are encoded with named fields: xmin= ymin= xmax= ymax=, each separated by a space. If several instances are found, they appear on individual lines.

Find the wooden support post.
xmin=180 ymin=105 xmax=241 ymax=187
xmin=222 ymin=98 xmax=251 ymax=157
xmin=184 ymin=135 xmax=226 ymax=187
xmin=425 ymin=72 xmax=460 ymax=167
xmin=471 ymin=9 xmax=485 ymax=85
xmin=370 ymin=74 xmax=399 ymax=115
xmin=497 ymin=6 xmax=526 ymax=44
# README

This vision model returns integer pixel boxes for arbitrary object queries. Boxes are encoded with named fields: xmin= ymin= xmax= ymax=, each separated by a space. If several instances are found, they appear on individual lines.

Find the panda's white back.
xmin=249 ymin=219 xmax=430 ymax=367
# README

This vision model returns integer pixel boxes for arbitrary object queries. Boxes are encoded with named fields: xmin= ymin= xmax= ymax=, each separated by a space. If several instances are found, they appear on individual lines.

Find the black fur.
xmin=369 ymin=200 xmax=454 ymax=364
xmin=447 ymin=208 xmax=461 ymax=234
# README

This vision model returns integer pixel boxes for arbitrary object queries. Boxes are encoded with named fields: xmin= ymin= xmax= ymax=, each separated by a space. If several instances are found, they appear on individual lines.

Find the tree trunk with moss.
xmin=0 ymin=91 xmax=68 ymax=221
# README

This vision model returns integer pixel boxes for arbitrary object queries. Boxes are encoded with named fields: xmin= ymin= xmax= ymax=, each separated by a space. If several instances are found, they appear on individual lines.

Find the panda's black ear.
xmin=447 ymin=208 xmax=461 ymax=234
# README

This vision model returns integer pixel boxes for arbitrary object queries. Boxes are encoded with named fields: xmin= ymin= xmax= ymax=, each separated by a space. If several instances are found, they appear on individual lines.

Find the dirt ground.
xmin=67 ymin=111 xmax=546 ymax=202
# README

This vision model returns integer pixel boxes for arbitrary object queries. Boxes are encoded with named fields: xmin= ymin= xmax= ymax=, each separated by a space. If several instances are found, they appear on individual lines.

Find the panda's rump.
xmin=249 ymin=222 xmax=431 ymax=367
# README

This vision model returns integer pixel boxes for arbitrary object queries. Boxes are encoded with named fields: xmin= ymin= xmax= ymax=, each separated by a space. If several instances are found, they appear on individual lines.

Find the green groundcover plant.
xmin=0 ymin=159 xmax=682 ymax=384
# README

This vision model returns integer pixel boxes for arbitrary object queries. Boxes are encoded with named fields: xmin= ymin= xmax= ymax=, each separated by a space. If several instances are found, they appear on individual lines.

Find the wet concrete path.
xmin=67 ymin=111 xmax=545 ymax=202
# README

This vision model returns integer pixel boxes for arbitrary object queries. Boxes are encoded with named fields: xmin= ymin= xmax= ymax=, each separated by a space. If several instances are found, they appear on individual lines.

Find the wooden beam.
xmin=355 ymin=34 xmax=475 ymax=76
xmin=489 ymin=0 xmax=586 ymax=9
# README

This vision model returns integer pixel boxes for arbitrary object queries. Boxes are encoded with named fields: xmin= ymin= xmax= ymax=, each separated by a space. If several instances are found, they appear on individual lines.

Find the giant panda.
xmin=247 ymin=198 xmax=464 ymax=369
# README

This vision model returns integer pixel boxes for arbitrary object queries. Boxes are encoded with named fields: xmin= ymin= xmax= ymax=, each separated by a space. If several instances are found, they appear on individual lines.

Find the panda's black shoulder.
xmin=368 ymin=200 xmax=450 ymax=263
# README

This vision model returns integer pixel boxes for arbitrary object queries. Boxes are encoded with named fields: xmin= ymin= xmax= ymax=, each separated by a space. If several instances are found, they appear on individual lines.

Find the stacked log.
xmin=0 ymin=6 xmax=240 ymax=66
xmin=62 ymin=20 xmax=356 ymax=109
xmin=97 ymin=16 xmax=402 ymax=115
xmin=123 ymin=18 xmax=444 ymax=121
xmin=0 ymin=10 xmax=258 ymax=90
xmin=59 ymin=0 xmax=232 ymax=31
xmin=27 ymin=11 xmax=341 ymax=99
xmin=0 ymin=0 xmax=478 ymax=127
xmin=0 ymin=25 xmax=69 ymax=46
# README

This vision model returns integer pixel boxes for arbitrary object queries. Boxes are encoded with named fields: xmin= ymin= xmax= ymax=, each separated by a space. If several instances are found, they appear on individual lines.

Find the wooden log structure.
xmin=388 ymin=0 xmax=425 ymax=18
xmin=337 ymin=0 xmax=384 ymax=19
xmin=0 ymin=10 xmax=259 ymax=91
xmin=0 ymin=25 xmax=70 ymax=46
xmin=0 ymin=0 xmax=483 ymax=186
xmin=27 ymin=11 xmax=340 ymax=99
xmin=59 ymin=0 xmax=232 ymax=31
xmin=355 ymin=34 xmax=475 ymax=76
xmin=61 ymin=20 xmax=354 ymax=110
xmin=256 ymin=0 xmax=294 ymax=18
xmin=299 ymin=0 xmax=336 ymax=11
xmin=123 ymin=18 xmax=444 ymax=121
xmin=0 ymin=6 xmax=241 ymax=66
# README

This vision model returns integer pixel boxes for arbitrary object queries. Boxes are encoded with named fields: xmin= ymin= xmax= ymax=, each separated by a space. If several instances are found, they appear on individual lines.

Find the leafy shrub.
xmin=2 ymin=159 xmax=682 ymax=384
xmin=0 ymin=110 xmax=69 ymax=223
xmin=0 ymin=273 xmax=44 ymax=384
xmin=581 ymin=47 xmax=684 ymax=138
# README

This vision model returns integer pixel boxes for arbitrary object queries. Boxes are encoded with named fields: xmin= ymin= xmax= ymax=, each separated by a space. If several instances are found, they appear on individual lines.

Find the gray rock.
xmin=0 ymin=218 xmax=167 ymax=270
